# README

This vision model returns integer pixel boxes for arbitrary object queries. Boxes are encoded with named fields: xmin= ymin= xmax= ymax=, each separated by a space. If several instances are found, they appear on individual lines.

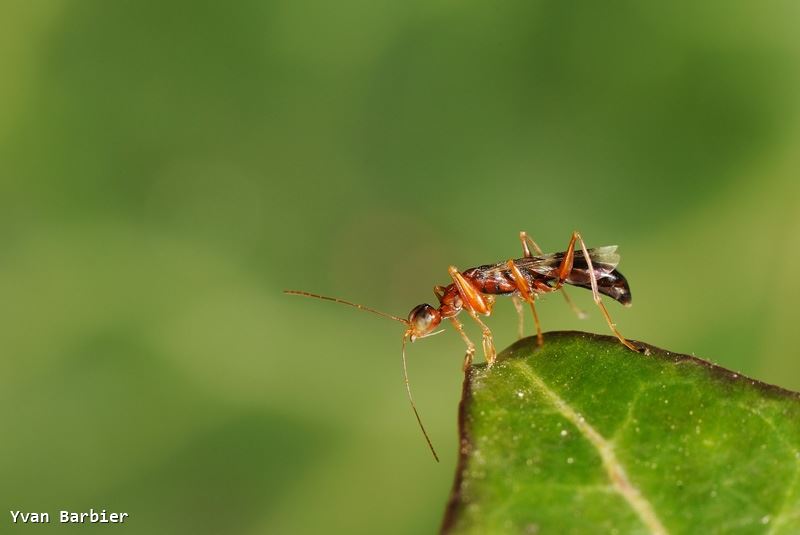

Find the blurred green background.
xmin=1 ymin=1 xmax=799 ymax=533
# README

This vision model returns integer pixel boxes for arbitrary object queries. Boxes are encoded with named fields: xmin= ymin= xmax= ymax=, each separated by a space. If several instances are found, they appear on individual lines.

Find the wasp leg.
xmin=511 ymin=295 xmax=525 ymax=339
xmin=448 ymin=266 xmax=497 ymax=365
xmin=561 ymin=287 xmax=588 ymax=319
xmin=550 ymin=231 xmax=578 ymax=290
xmin=519 ymin=230 xmax=544 ymax=257
xmin=465 ymin=309 xmax=497 ymax=367
xmin=507 ymin=259 xmax=544 ymax=346
xmin=572 ymin=232 xmax=642 ymax=353
xmin=449 ymin=317 xmax=476 ymax=371
xmin=448 ymin=266 xmax=492 ymax=315
xmin=521 ymin=231 xmax=586 ymax=319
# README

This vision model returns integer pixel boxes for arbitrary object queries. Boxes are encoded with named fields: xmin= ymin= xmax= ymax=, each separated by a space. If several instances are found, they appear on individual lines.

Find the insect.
xmin=285 ymin=231 xmax=641 ymax=461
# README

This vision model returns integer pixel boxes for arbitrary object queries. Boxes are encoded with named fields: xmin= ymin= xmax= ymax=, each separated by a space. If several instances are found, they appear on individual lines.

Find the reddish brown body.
xmin=438 ymin=256 xmax=631 ymax=319
xmin=285 ymin=230 xmax=641 ymax=462
xmin=403 ymin=231 xmax=640 ymax=371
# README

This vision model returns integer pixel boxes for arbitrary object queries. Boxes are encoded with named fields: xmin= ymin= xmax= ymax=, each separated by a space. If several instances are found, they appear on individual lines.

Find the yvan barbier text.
xmin=10 ymin=509 xmax=128 ymax=524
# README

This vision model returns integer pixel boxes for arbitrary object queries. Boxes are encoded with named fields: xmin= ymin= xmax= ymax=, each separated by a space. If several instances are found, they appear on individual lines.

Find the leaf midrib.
xmin=514 ymin=360 xmax=669 ymax=535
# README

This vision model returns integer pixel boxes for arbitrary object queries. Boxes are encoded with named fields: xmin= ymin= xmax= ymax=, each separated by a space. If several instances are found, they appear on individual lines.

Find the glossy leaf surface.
xmin=443 ymin=332 xmax=800 ymax=534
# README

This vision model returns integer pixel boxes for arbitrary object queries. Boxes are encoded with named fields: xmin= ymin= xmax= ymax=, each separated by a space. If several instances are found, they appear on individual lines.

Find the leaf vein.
xmin=515 ymin=360 xmax=669 ymax=535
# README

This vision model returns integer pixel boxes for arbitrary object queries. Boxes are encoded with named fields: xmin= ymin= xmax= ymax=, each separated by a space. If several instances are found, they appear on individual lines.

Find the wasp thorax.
xmin=408 ymin=303 xmax=442 ymax=341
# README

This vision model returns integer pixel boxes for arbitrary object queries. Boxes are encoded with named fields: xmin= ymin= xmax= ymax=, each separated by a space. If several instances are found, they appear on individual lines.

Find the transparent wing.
xmin=528 ymin=245 xmax=619 ymax=275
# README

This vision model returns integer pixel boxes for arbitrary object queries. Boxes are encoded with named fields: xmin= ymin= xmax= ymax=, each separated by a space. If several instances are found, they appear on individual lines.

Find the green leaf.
xmin=442 ymin=331 xmax=800 ymax=534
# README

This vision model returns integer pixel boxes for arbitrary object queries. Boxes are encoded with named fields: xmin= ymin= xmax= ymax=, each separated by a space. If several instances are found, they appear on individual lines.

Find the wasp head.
xmin=407 ymin=304 xmax=442 ymax=342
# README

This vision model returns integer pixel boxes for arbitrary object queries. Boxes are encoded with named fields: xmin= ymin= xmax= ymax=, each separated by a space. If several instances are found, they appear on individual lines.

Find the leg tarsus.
xmin=482 ymin=335 xmax=496 ymax=366
xmin=462 ymin=350 xmax=474 ymax=371
xmin=465 ymin=310 xmax=496 ymax=366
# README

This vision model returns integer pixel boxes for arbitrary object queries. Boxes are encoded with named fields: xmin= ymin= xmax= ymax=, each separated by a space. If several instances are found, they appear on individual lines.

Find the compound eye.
xmin=409 ymin=304 xmax=435 ymax=332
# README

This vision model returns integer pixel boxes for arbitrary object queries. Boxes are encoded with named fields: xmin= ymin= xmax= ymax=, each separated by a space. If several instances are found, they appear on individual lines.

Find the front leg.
xmin=448 ymin=266 xmax=497 ymax=366
xmin=466 ymin=309 xmax=497 ymax=366
xmin=448 ymin=266 xmax=492 ymax=315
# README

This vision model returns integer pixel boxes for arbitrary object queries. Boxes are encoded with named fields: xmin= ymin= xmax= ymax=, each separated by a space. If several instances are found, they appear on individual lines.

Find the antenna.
xmin=284 ymin=290 xmax=409 ymax=324
xmin=285 ymin=289 xmax=439 ymax=461
xmin=402 ymin=333 xmax=439 ymax=462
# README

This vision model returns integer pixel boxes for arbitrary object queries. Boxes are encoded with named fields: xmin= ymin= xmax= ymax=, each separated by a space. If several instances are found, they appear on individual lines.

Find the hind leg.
xmin=571 ymin=232 xmax=642 ymax=353
xmin=519 ymin=231 xmax=544 ymax=256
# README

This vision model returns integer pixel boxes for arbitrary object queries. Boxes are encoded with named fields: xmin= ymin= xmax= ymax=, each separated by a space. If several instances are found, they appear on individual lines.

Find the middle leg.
xmin=506 ymin=259 xmax=543 ymax=346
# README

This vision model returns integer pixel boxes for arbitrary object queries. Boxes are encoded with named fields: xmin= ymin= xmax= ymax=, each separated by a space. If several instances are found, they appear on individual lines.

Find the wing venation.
xmin=479 ymin=246 xmax=621 ymax=277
